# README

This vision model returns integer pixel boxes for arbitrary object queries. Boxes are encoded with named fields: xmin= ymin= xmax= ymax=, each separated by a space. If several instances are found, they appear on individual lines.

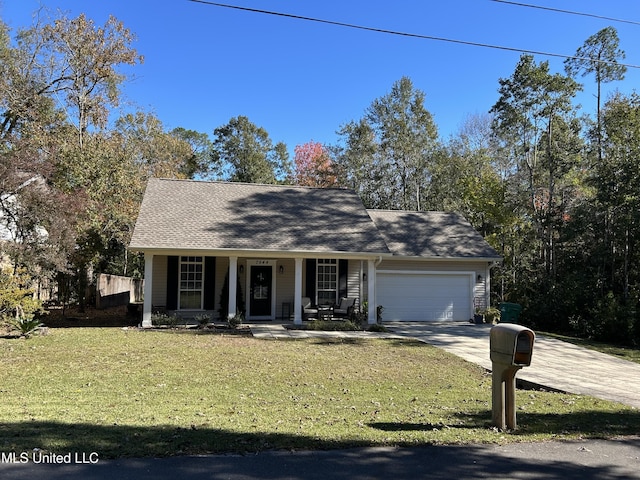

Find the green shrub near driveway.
xmin=0 ymin=328 xmax=638 ymax=458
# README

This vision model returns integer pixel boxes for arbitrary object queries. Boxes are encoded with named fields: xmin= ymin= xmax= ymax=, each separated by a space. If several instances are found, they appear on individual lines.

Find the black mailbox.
xmin=490 ymin=323 xmax=535 ymax=366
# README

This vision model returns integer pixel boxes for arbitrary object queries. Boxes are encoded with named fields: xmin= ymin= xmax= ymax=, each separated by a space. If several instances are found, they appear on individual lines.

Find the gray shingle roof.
xmin=129 ymin=178 xmax=391 ymax=255
xmin=367 ymin=209 xmax=501 ymax=259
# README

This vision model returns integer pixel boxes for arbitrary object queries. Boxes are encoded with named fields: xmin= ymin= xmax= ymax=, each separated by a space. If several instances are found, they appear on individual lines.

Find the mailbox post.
xmin=489 ymin=323 xmax=535 ymax=430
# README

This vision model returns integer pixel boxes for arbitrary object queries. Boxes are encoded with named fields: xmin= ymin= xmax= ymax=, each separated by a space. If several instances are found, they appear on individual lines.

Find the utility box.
xmin=490 ymin=323 xmax=535 ymax=367
xmin=498 ymin=302 xmax=522 ymax=323
xmin=490 ymin=323 xmax=535 ymax=430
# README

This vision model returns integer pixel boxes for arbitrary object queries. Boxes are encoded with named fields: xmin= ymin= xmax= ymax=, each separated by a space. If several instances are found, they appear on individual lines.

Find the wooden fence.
xmin=96 ymin=274 xmax=143 ymax=309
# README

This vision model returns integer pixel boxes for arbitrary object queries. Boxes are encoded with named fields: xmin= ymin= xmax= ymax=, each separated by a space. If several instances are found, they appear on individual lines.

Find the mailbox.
xmin=490 ymin=323 xmax=535 ymax=366
xmin=489 ymin=323 xmax=535 ymax=430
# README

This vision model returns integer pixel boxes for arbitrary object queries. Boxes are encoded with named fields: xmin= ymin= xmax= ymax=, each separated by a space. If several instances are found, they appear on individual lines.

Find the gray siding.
xmin=347 ymin=260 xmax=364 ymax=310
xmin=275 ymin=259 xmax=295 ymax=319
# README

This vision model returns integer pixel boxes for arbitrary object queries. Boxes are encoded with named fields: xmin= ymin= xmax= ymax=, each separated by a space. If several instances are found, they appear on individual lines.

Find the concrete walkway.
xmin=248 ymin=323 xmax=404 ymax=341
xmin=249 ymin=322 xmax=640 ymax=409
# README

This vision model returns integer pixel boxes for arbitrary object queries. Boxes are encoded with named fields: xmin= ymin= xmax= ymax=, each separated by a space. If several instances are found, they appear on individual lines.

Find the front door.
xmin=250 ymin=265 xmax=272 ymax=317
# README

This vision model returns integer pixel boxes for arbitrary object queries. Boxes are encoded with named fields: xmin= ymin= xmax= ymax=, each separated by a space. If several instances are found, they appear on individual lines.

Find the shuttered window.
xmin=179 ymin=256 xmax=203 ymax=309
xmin=316 ymin=259 xmax=337 ymax=305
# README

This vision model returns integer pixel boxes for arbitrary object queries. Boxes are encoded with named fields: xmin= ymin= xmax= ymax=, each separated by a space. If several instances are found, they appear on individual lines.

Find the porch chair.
xmin=333 ymin=297 xmax=356 ymax=319
xmin=301 ymin=297 xmax=318 ymax=320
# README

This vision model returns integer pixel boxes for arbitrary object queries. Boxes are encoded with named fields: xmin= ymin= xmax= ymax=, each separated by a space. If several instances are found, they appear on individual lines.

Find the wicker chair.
xmin=333 ymin=297 xmax=356 ymax=319
xmin=301 ymin=297 xmax=318 ymax=320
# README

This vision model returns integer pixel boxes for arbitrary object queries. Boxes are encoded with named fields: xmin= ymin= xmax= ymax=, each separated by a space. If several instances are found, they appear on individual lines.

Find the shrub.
xmin=568 ymin=314 xmax=594 ymax=338
xmin=484 ymin=307 xmax=501 ymax=324
xmin=367 ymin=323 xmax=389 ymax=332
xmin=9 ymin=314 xmax=44 ymax=338
xmin=350 ymin=301 xmax=367 ymax=324
xmin=0 ymin=268 xmax=44 ymax=325
xmin=228 ymin=313 xmax=243 ymax=329
xmin=218 ymin=273 xmax=245 ymax=320
xmin=589 ymin=292 xmax=636 ymax=346
xmin=305 ymin=319 xmax=361 ymax=331
xmin=350 ymin=302 xmax=387 ymax=330
xmin=195 ymin=313 xmax=211 ymax=329
xmin=151 ymin=312 xmax=179 ymax=328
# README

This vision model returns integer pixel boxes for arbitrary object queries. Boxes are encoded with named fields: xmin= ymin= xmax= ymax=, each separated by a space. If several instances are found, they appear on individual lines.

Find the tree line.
xmin=1 ymin=10 xmax=637 ymax=345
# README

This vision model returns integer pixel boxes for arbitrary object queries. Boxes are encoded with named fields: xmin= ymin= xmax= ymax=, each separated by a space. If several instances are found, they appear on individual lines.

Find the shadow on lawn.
xmin=0 ymin=420 xmax=372 ymax=459
xmin=370 ymin=409 xmax=640 ymax=437
xmin=304 ymin=338 xmax=428 ymax=348
xmin=1 ymin=422 xmax=639 ymax=480
xmin=308 ymin=337 xmax=372 ymax=346
xmin=150 ymin=327 xmax=252 ymax=336
xmin=3 ymin=409 xmax=640 ymax=459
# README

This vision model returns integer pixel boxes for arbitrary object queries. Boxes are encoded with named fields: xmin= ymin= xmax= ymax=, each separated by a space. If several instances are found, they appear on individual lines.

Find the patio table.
xmin=317 ymin=305 xmax=333 ymax=321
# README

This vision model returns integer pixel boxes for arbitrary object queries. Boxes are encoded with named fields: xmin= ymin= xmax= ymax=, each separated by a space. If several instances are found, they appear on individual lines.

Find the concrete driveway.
xmin=385 ymin=321 xmax=640 ymax=409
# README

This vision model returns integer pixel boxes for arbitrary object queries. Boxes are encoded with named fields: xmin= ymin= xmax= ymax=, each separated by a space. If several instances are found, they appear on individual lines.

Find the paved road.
xmin=2 ymin=437 xmax=639 ymax=479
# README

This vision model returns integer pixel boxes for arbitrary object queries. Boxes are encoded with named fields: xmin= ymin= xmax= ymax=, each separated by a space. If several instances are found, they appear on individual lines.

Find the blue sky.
xmin=2 ymin=1 xmax=640 ymax=154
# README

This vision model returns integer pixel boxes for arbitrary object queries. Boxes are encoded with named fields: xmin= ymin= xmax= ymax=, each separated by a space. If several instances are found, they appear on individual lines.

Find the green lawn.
xmin=1 ymin=328 xmax=638 ymax=458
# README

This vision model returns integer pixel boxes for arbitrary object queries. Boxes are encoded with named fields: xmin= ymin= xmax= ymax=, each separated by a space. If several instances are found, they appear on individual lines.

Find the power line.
xmin=491 ymin=0 xmax=640 ymax=27
xmin=187 ymin=0 xmax=640 ymax=69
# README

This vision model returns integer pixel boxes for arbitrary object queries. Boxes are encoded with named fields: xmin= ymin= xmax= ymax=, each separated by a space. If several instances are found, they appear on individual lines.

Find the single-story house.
xmin=129 ymin=178 xmax=501 ymax=327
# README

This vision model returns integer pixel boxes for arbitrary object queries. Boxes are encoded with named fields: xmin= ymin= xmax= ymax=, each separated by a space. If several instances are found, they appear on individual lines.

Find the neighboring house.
xmin=0 ymin=175 xmax=53 ymax=301
xmin=129 ymin=178 xmax=501 ymax=327
xmin=0 ymin=175 xmax=49 ymax=244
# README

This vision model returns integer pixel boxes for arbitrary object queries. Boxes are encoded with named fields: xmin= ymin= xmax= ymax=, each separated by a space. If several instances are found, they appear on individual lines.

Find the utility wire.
xmin=187 ymin=0 xmax=640 ymax=69
xmin=491 ymin=0 xmax=640 ymax=27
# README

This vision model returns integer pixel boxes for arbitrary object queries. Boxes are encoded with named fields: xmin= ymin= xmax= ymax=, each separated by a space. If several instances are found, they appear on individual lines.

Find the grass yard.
xmin=1 ymin=328 xmax=639 ymax=458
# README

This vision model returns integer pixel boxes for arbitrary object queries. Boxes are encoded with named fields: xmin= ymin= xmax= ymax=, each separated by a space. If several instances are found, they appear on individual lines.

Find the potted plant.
xmin=473 ymin=308 xmax=485 ymax=324
xmin=484 ymin=306 xmax=501 ymax=324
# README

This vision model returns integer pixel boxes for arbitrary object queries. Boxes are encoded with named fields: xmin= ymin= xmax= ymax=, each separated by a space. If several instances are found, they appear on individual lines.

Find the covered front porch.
xmin=140 ymin=252 xmax=381 ymax=327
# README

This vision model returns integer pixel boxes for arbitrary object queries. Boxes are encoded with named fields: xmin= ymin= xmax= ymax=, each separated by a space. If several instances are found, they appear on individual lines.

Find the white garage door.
xmin=377 ymin=272 xmax=473 ymax=321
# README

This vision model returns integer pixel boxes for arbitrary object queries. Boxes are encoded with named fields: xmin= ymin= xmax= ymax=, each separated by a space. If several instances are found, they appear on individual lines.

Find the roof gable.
xmin=130 ymin=178 xmax=391 ymax=255
xmin=367 ymin=209 xmax=500 ymax=259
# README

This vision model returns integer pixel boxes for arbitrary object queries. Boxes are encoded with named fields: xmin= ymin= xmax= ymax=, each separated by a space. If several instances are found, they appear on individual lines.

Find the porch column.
xmin=228 ymin=256 xmax=238 ymax=320
xmin=142 ymin=253 xmax=153 ymax=328
xmin=367 ymin=259 xmax=376 ymax=324
xmin=293 ymin=257 xmax=303 ymax=325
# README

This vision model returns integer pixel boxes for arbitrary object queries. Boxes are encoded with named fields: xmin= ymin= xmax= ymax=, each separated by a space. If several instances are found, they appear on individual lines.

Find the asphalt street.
xmin=1 ymin=437 xmax=639 ymax=479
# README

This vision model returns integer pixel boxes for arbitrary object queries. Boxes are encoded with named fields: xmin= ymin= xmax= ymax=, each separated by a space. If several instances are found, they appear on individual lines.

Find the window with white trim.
xmin=317 ymin=259 xmax=337 ymax=305
xmin=179 ymin=256 xmax=203 ymax=309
